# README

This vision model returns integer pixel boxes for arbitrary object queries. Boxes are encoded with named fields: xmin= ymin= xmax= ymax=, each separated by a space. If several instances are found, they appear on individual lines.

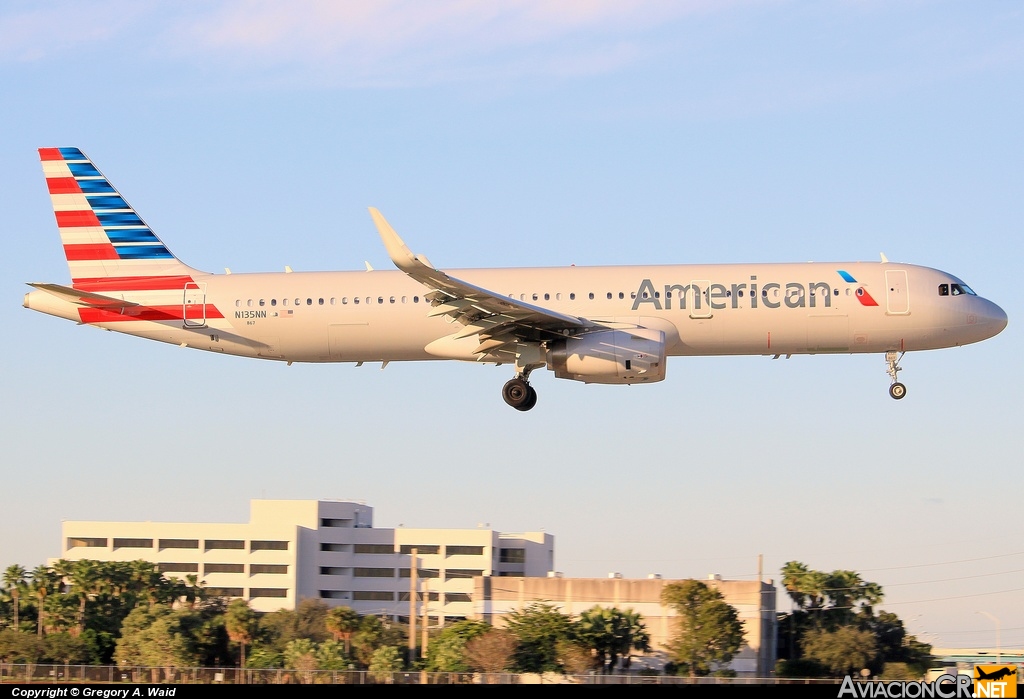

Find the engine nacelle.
xmin=547 ymin=329 xmax=666 ymax=385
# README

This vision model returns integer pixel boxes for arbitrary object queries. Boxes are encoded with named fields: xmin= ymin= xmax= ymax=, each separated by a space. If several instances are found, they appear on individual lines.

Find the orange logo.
xmin=974 ymin=665 xmax=1018 ymax=698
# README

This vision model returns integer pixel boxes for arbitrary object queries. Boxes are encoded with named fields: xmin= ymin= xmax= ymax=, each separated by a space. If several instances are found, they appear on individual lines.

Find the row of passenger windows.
xmin=233 ymin=288 xmax=856 ymax=309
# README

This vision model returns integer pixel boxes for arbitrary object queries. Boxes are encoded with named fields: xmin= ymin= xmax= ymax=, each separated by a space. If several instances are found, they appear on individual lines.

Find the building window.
xmin=251 ymin=564 xmax=288 ymax=575
xmin=354 ymin=544 xmax=394 ymax=554
xmin=399 ymin=568 xmax=439 ymax=578
xmin=497 ymin=571 xmax=524 ymax=577
xmin=250 ymin=588 xmax=288 ymax=599
xmin=353 ymin=591 xmax=394 ymax=601
xmin=500 ymin=548 xmax=526 ymax=564
xmin=250 ymin=540 xmax=289 ymax=551
xmin=205 ymin=563 xmax=245 ymax=575
xmin=206 ymin=588 xmax=244 ymax=597
xmin=321 ymin=518 xmax=352 ymax=528
xmin=320 ymin=567 xmax=349 ymax=576
xmin=67 ymin=537 xmax=107 ymax=549
xmin=445 ymin=569 xmax=483 ymax=580
xmin=399 ymin=545 xmax=439 ymax=555
xmin=445 ymin=593 xmax=472 ymax=603
xmin=320 ymin=590 xmax=351 ymax=599
xmin=159 ymin=539 xmax=199 ymax=550
xmin=353 ymin=568 xmax=394 ymax=578
xmin=320 ymin=543 xmax=349 ymax=552
xmin=157 ymin=563 xmax=199 ymax=573
xmin=446 ymin=546 xmax=484 ymax=556
xmin=205 ymin=540 xmax=245 ymax=551
xmin=112 ymin=538 xmax=153 ymax=550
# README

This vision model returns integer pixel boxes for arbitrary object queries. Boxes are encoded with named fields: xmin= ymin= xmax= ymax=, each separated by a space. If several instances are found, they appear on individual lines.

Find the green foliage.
xmin=225 ymin=598 xmax=257 ymax=667
xmin=425 ymin=619 xmax=490 ymax=672
xmin=801 ymin=626 xmax=878 ymax=677
xmin=504 ymin=602 xmax=576 ymax=673
xmin=368 ymin=645 xmax=403 ymax=681
xmin=315 ymin=639 xmax=349 ymax=671
xmin=775 ymin=658 xmax=827 ymax=678
xmin=42 ymin=631 xmax=92 ymax=664
xmin=0 ymin=629 xmax=43 ymax=663
xmin=284 ymin=638 xmax=319 ymax=672
xmin=350 ymin=615 xmax=405 ymax=668
xmin=245 ymin=645 xmax=284 ymax=669
xmin=463 ymin=628 xmax=518 ymax=673
xmin=113 ymin=605 xmax=197 ymax=668
xmin=661 ymin=580 xmax=745 ymax=677
xmin=575 ymin=605 xmax=650 ymax=673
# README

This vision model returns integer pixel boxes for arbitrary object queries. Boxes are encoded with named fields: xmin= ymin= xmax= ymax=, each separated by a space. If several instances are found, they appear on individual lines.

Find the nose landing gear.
xmin=886 ymin=351 xmax=906 ymax=400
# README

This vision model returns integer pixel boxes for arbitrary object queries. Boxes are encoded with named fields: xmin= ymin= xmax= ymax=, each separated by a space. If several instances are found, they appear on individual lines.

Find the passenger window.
xmin=294 ymin=298 xmax=301 ymax=305
xmin=235 ymin=300 xmax=240 ymax=308
xmin=532 ymin=294 xmax=538 ymax=301
xmin=569 ymin=293 xmax=575 ymax=300
xmin=402 ymin=296 xmax=407 ymax=303
xmin=354 ymin=297 xmax=360 ymax=304
xmin=307 ymin=298 xmax=312 ymax=305
xmin=544 ymin=293 xmax=550 ymax=301
xmin=414 ymin=296 xmax=419 ymax=303
xmin=330 ymin=298 xmax=336 ymax=305
xmin=589 ymin=293 xmax=594 ymax=300
xmin=642 ymin=292 xmax=648 ymax=299
xmin=258 ymin=299 xmax=264 ymax=307
xmin=342 ymin=297 xmax=348 ymax=304
xmin=319 ymin=298 xmax=324 ymax=305
xmin=365 ymin=297 xmax=370 ymax=305
xmin=607 ymin=292 xmax=612 ymax=300
xmin=283 ymin=298 xmax=289 ymax=306
xmin=271 ymin=299 xmax=277 ymax=307
xmin=377 ymin=297 xmax=383 ymax=304
xmin=247 ymin=299 xmax=253 ymax=307
xmin=389 ymin=296 xmax=395 ymax=303
xmin=618 ymin=292 xmax=624 ymax=299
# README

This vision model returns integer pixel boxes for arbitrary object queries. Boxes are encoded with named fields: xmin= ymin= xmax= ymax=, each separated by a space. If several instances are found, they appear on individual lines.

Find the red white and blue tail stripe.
xmin=39 ymin=147 xmax=202 ymax=291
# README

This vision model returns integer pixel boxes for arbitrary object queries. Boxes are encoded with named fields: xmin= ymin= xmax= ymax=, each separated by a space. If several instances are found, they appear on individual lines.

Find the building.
xmin=60 ymin=499 xmax=553 ymax=619
xmin=474 ymin=574 xmax=777 ymax=676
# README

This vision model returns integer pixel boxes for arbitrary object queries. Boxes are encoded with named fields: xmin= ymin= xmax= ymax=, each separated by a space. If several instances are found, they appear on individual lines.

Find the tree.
xmin=661 ymin=580 xmax=745 ymax=677
xmin=464 ymin=628 xmax=518 ymax=674
xmin=575 ymin=606 xmax=650 ymax=673
xmin=43 ymin=632 xmax=91 ymax=664
xmin=284 ymin=638 xmax=319 ymax=683
xmin=425 ymin=619 xmax=490 ymax=672
xmin=3 ymin=565 xmax=27 ymax=631
xmin=225 ymin=599 xmax=257 ymax=668
xmin=368 ymin=645 xmax=403 ymax=682
xmin=503 ymin=602 xmax=577 ymax=673
xmin=29 ymin=565 xmax=59 ymax=636
xmin=802 ymin=626 xmax=878 ymax=677
xmin=325 ymin=605 xmax=360 ymax=656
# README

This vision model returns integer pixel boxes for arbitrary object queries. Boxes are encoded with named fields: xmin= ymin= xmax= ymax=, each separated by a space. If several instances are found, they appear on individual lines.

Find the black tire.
xmin=889 ymin=382 xmax=907 ymax=400
xmin=519 ymin=386 xmax=538 ymax=411
xmin=502 ymin=378 xmax=530 ymax=408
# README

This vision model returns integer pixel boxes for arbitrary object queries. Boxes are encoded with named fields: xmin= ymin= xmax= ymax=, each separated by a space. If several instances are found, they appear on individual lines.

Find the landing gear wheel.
xmin=519 ymin=386 xmax=538 ymax=412
xmin=889 ymin=382 xmax=907 ymax=400
xmin=502 ymin=378 xmax=532 ymax=409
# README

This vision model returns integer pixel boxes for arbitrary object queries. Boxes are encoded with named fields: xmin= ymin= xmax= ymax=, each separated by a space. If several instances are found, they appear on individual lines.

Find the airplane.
xmin=24 ymin=147 xmax=1008 ymax=411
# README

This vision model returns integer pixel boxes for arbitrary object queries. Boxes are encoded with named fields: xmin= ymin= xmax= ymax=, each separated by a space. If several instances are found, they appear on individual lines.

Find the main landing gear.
xmin=885 ymin=351 xmax=906 ymax=400
xmin=502 ymin=374 xmax=538 ymax=411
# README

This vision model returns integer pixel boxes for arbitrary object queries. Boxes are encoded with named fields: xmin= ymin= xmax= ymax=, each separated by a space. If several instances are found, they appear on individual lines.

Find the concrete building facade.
xmin=474 ymin=574 xmax=777 ymax=676
xmin=60 ymin=499 xmax=554 ymax=618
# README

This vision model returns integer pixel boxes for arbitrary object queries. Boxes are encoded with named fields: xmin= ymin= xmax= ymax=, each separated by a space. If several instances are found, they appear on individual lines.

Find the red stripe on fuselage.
xmin=64 ymin=243 xmax=119 ymax=261
xmin=38 ymin=148 xmax=63 ymax=161
xmin=55 ymin=210 xmax=101 ymax=227
xmin=78 ymin=304 xmax=224 ymax=324
xmin=46 ymin=177 xmax=81 ymax=194
xmin=72 ymin=275 xmax=196 ymax=292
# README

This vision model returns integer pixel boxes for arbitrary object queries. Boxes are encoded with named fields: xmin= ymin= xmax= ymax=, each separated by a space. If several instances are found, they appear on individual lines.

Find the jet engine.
xmin=547 ymin=329 xmax=666 ymax=384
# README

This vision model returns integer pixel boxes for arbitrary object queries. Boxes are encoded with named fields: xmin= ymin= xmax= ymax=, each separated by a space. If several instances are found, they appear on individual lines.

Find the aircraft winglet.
xmin=369 ymin=208 xmax=434 ymax=272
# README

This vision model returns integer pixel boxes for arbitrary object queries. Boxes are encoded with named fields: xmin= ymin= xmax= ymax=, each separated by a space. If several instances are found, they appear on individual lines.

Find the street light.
xmin=976 ymin=611 xmax=1001 ymax=663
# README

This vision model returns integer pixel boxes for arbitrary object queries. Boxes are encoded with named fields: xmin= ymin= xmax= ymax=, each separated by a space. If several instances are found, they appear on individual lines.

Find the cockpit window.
xmin=950 ymin=284 xmax=976 ymax=296
xmin=938 ymin=284 xmax=949 ymax=296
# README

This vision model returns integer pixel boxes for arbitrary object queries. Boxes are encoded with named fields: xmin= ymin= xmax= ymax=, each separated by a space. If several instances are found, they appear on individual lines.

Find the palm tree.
xmin=29 ymin=565 xmax=59 ymax=636
xmin=68 ymin=560 xmax=103 ymax=635
xmin=576 ymin=606 xmax=650 ymax=673
xmin=225 ymin=599 xmax=257 ymax=669
xmin=3 ymin=564 xmax=27 ymax=630
xmin=326 ymin=605 xmax=361 ymax=656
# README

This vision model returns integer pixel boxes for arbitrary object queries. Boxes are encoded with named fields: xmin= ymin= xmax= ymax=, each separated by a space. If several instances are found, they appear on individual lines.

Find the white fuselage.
xmin=24 ymin=261 xmax=1008 ymax=365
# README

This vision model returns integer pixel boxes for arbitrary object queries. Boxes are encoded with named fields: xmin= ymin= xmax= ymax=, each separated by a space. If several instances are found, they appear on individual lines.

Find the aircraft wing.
xmin=370 ymin=208 xmax=598 ymax=354
xmin=27 ymin=283 xmax=139 ymax=309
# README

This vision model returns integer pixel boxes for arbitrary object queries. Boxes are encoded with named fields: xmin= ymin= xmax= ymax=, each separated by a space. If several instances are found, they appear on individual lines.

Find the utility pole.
xmin=409 ymin=548 xmax=417 ymax=659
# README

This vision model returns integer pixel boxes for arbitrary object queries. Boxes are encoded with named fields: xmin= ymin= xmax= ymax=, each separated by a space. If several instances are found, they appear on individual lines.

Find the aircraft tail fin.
xmin=38 ymin=148 xmax=203 ymax=289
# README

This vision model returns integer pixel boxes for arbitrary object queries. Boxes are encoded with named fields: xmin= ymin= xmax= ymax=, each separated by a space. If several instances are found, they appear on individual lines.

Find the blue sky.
xmin=1 ymin=1 xmax=1021 ymax=650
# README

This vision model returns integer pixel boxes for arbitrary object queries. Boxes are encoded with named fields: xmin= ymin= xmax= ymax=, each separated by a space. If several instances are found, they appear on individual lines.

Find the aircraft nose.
xmin=978 ymin=298 xmax=1008 ymax=338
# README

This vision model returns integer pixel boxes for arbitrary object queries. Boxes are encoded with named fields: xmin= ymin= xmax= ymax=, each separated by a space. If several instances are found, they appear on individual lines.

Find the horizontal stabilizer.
xmin=27 ymin=283 xmax=139 ymax=309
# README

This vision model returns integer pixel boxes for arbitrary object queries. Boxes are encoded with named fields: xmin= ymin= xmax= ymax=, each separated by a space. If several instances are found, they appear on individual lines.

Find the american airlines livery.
xmin=25 ymin=148 xmax=1008 ymax=411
